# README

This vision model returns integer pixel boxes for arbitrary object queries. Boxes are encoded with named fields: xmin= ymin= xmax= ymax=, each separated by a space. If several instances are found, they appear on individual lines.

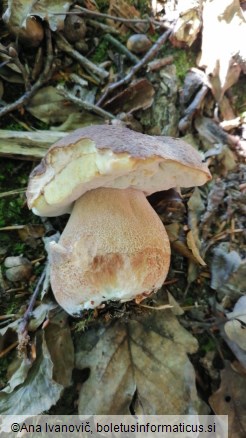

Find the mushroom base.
xmin=49 ymin=187 xmax=170 ymax=316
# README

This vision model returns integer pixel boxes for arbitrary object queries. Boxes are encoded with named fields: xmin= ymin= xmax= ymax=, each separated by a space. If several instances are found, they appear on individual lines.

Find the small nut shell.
xmin=10 ymin=16 xmax=44 ymax=48
xmin=4 ymin=256 xmax=33 ymax=282
xmin=64 ymin=14 xmax=87 ymax=43
xmin=127 ymin=34 xmax=152 ymax=54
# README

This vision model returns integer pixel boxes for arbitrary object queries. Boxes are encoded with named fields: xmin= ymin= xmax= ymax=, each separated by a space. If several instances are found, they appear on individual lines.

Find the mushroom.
xmin=27 ymin=125 xmax=211 ymax=316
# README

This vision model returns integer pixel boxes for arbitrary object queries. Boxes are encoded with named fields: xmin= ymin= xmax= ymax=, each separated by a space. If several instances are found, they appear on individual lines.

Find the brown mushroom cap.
xmin=27 ymin=124 xmax=211 ymax=217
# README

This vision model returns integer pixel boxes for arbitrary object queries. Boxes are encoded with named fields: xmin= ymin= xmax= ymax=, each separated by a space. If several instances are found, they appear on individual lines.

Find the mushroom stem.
xmin=49 ymin=187 xmax=170 ymax=316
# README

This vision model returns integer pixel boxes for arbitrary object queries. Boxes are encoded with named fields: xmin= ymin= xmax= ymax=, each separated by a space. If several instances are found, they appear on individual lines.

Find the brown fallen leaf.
xmin=108 ymin=0 xmax=146 ymax=34
xmin=44 ymin=310 xmax=74 ymax=387
xmin=76 ymin=310 xmax=199 ymax=415
xmin=165 ymin=223 xmax=199 ymax=264
xmin=186 ymin=230 xmax=206 ymax=266
xmin=209 ymin=361 xmax=246 ymax=438
xmin=103 ymin=78 xmax=155 ymax=114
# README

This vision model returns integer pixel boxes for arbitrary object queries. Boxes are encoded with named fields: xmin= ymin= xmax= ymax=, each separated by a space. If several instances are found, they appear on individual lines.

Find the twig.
xmin=147 ymin=55 xmax=174 ymax=71
xmin=0 ymin=341 xmax=19 ymax=358
xmin=87 ymin=18 xmax=120 ymax=34
xmin=139 ymin=303 xmax=173 ymax=310
xmin=104 ymin=34 xmax=139 ymax=64
xmin=178 ymin=84 xmax=209 ymax=133
xmin=0 ymin=27 xmax=53 ymax=119
xmin=97 ymin=27 xmax=172 ymax=106
xmin=55 ymin=33 xmax=109 ymax=81
xmin=8 ymin=46 xmax=31 ymax=91
xmin=0 ymin=314 xmax=16 ymax=321
xmin=55 ymin=5 xmax=172 ymax=29
xmin=57 ymin=85 xmax=115 ymax=120
xmin=18 ymin=266 xmax=47 ymax=337
xmin=0 ymin=188 xmax=26 ymax=198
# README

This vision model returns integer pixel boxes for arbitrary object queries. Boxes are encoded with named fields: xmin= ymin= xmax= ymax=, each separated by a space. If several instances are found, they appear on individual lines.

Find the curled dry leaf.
xmin=210 ymin=245 xmax=242 ymax=290
xmin=201 ymin=179 xmax=226 ymax=239
xmin=186 ymin=230 xmax=206 ymax=266
xmin=76 ymin=310 xmax=199 ymax=415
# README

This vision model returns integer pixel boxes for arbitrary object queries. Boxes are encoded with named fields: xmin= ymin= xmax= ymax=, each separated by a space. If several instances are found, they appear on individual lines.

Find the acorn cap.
xmin=27 ymin=124 xmax=211 ymax=217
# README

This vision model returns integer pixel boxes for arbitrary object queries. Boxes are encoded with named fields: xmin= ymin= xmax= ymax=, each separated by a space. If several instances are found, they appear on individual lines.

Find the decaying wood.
xmin=0 ymin=130 xmax=66 ymax=160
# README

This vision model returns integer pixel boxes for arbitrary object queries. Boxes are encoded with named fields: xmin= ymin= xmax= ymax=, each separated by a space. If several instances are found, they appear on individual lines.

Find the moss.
xmin=96 ymin=0 xmax=110 ymax=13
xmin=90 ymin=39 xmax=110 ymax=63
xmin=161 ymin=42 xmax=197 ymax=83
xmin=3 ymin=121 xmax=24 ymax=131
xmin=231 ymin=75 xmax=246 ymax=115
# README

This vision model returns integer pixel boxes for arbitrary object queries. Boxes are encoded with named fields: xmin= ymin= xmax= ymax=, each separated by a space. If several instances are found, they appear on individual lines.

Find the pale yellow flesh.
xmin=29 ymin=139 xmax=209 ymax=217
xmin=49 ymin=187 xmax=170 ymax=316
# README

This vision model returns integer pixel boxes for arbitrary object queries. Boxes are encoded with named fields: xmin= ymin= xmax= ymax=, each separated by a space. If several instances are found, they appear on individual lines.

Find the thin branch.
xmin=104 ymin=34 xmax=139 ymax=64
xmin=8 ymin=46 xmax=31 ymax=91
xmin=97 ymin=27 xmax=172 ymax=106
xmin=18 ymin=266 xmax=47 ymax=337
xmin=0 ymin=27 xmax=53 ymax=119
xmin=57 ymin=85 xmax=115 ymax=120
xmin=55 ymin=33 xmax=109 ymax=81
xmin=54 ymin=5 xmax=173 ymax=29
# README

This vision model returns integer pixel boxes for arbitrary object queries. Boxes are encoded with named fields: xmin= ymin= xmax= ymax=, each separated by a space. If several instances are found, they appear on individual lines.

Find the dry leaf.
xmin=26 ymin=86 xmax=101 ymax=129
xmin=217 ymin=261 xmax=246 ymax=298
xmin=225 ymin=296 xmax=246 ymax=351
xmin=44 ymin=310 xmax=74 ymax=387
xmin=103 ymin=78 xmax=155 ymax=114
xmin=167 ymin=291 xmax=184 ymax=316
xmin=198 ymin=0 xmax=246 ymax=100
xmin=165 ymin=223 xmax=199 ymax=264
xmin=186 ymin=230 xmax=206 ymax=266
xmin=76 ymin=310 xmax=199 ymax=415
xmin=210 ymin=245 xmax=242 ymax=290
xmin=108 ymin=0 xmax=146 ymax=34
xmin=170 ymin=0 xmax=202 ymax=47
xmin=209 ymin=362 xmax=246 ymax=438
xmin=0 ymin=332 xmax=63 ymax=415
xmin=3 ymin=0 xmax=72 ymax=32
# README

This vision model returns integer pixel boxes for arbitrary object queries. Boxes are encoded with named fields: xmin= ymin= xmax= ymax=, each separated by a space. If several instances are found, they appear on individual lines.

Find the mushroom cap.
xmin=27 ymin=124 xmax=211 ymax=216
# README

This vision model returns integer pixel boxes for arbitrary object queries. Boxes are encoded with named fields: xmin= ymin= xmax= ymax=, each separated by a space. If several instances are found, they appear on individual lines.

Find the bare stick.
xmin=55 ymin=5 xmax=172 ymax=28
xmin=104 ymin=34 xmax=139 ymax=64
xmin=18 ymin=267 xmax=47 ymax=337
xmin=87 ymin=18 xmax=120 ymax=34
xmin=57 ymin=85 xmax=115 ymax=120
xmin=0 ymin=27 xmax=53 ymax=119
xmin=97 ymin=27 xmax=172 ymax=106
xmin=55 ymin=33 xmax=109 ymax=81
